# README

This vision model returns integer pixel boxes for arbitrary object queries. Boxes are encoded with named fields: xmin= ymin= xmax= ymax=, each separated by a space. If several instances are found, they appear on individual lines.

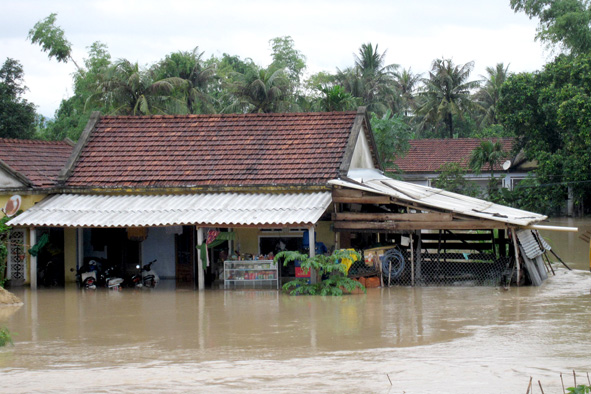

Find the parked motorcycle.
xmin=72 ymin=259 xmax=101 ymax=289
xmin=131 ymin=259 xmax=159 ymax=288
xmin=103 ymin=265 xmax=125 ymax=290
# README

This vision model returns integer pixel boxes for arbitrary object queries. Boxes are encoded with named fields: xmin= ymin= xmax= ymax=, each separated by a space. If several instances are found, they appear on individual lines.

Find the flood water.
xmin=1 ymin=219 xmax=591 ymax=393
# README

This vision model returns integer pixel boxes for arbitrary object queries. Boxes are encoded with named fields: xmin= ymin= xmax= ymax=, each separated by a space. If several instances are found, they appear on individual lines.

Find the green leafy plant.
xmin=0 ymin=327 xmax=13 ymax=347
xmin=274 ymin=249 xmax=366 ymax=296
xmin=0 ymin=215 xmax=11 ymax=288
xmin=567 ymin=385 xmax=591 ymax=394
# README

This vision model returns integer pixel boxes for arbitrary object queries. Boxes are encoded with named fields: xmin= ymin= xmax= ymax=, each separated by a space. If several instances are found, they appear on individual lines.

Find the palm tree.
xmin=393 ymin=68 xmax=421 ymax=116
xmin=469 ymin=140 xmax=505 ymax=176
xmin=473 ymin=63 xmax=510 ymax=127
xmin=335 ymin=43 xmax=398 ymax=116
xmin=416 ymin=58 xmax=480 ymax=138
xmin=155 ymin=48 xmax=217 ymax=114
xmin=224 ymin=63 xmax=293 ymax=113
xmin=314 ymin=85 xmax=359 ymax=112
xmin=93 ymin=59 xmax=186 ymax=115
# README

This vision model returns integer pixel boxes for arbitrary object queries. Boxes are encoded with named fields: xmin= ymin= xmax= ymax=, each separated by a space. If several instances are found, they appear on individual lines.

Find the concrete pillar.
xmin=77 ymin=228 xmax=84 ymax=271
xmin=29 ymin=227 xmax=37 ymax=290
xmin=308 ymin=226 xmax=316 ymax=284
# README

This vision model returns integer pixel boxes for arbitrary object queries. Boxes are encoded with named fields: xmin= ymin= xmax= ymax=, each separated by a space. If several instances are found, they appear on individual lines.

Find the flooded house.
xmin=0 ymin=138 xmax=74 ymax=287
xmin=5 ymin=108 xmax=569 ymax=290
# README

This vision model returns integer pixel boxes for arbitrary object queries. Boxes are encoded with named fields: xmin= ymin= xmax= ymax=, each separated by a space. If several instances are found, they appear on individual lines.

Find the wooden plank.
xmin=333 ymin=220 xmax=508 ymax=231
xmin=420 ymin=242 xmax=494 ymax=251
xmin=333 ymin=212 xmax=453 ymax=222
xmin=332 ymin=196 xmax=392 ymax=204
xmin=332 ymin=188 xmax=364 ymax=198
xmin=420 ymin=233 xmax=493 ymax=241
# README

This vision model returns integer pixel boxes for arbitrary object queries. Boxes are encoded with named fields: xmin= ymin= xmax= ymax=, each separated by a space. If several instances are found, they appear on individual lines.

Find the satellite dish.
xmin=502 ymin=160 xmax=511 ymax=171
xmin=4 ymin=195 xmax=21 ymax=217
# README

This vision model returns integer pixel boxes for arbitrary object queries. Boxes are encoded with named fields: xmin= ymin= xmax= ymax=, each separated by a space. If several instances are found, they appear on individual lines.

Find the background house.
xmin=391 ymin=138 xmax=533 ymax=192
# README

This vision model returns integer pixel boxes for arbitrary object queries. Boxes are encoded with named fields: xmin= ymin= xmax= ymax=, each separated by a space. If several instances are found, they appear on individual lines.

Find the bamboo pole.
xmin=561 ymin=373 xmax=565 ymax=393
xmin=549 ymin=249 xmax=572 ymax=270
xmin=526 ymin=376 xmax=532 ymax=394
xmin=543 ymin=252 xmax=555 ymax=275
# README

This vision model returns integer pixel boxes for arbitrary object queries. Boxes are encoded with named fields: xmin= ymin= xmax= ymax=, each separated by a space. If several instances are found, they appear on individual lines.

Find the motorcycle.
xmin=131 ymin=259 xmax=159 ymax=288
xmin=72 ymin=259 xmax=101 ymax=289
xmin=103 ymin=265 xmax=125 ymax=290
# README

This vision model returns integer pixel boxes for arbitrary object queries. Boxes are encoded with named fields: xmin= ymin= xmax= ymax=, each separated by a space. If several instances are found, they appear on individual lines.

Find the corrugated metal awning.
xmin=7 ymin=192 xmax=332 ymax=228
xmin=517 ymin=230 xmax=550 ymax=258
xmin=330 ymin=169 xmax=547 ymax=227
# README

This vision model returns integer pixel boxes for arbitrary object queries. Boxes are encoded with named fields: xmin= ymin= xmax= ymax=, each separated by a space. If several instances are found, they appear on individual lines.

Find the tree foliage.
xmin=432 ymin=162 xmax=480 ymax=197
xmin=416 ymin=59 xmax=480 ymax=138
xmin=369 ymin=110 xmax=412 ymax=170
xmin=498 ymin=53 xmax=591 ymax=213
xmin=510 ymin=0 xmax=591 ymax=55
xmin=27 ymin=13 xmax=80 ymax=70
xmin=0 ymin=58 xmax=37 ymax=139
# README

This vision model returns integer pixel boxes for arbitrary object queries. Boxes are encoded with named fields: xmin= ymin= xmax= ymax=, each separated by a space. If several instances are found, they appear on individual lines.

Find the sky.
xmin=1 ymin=0 xmax=549 ymax=118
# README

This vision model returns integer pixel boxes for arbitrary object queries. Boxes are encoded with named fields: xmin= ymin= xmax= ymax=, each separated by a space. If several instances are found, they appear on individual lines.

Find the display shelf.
xmin=224 ymin=260 xmax=279 ymax=289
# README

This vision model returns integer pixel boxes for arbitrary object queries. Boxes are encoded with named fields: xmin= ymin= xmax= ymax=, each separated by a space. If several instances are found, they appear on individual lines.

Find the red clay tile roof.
xmin=392 ymin=138 xmax=514 ymax=173
xmin=65 ymin=112 xmax=361 ymax=188
xmin=0 ymin=139 xmax=74 ymax=189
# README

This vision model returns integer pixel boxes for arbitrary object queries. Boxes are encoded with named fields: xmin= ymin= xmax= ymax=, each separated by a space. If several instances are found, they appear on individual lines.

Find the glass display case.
xmin=223 ymin=260 xmax=279 ymax=289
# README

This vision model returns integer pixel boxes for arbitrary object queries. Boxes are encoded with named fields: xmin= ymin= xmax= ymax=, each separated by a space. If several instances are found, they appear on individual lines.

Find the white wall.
xmin=349 ymin=125 xmax=376 ymax=170
xmin=0 ymin=167 xmax=25 ymax=188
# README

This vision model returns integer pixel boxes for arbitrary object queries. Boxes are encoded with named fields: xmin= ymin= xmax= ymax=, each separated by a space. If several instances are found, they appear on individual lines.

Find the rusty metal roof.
xmin=7 ymin=192 xmax=332 ymax=228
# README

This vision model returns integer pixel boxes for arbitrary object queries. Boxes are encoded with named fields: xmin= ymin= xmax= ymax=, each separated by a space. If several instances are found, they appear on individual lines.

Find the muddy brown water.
xmin=1 ymin=219 xmax=591 ymax=393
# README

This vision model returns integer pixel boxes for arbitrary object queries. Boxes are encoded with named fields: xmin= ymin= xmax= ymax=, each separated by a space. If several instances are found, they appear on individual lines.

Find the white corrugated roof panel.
xmin=8 ymin=192 xmax=332 ymax=228
xmin=330 ymin=169 xmax=547 ymax=227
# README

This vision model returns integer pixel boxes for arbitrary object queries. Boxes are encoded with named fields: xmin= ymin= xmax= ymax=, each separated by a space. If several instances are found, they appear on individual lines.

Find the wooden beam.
xmin=332 ymin=188 xmax=364 ymax=198
xmin=333 ymin=212 xmax=453 ymax=222
xmin=333 ymin=220 xmax=508 ymax=231
xmin=332 ymin=196 xmax=392 ymax=204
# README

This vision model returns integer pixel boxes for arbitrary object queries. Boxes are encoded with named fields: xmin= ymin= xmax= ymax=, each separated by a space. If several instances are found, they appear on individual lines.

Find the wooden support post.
xmin=511 ymin=228 xmax=520 ymax=286
xmin=410 ymin=232 xmax=415 ymax=287
xmin=77 ymin=228 xmax=84 ymax=272
xmin=416 ymin=231 xmax=422 ymax=283
xmin=29 ymin=227 xmax=37 ymax=290
xmin=197 ymin=227 xmax=204 ymax=291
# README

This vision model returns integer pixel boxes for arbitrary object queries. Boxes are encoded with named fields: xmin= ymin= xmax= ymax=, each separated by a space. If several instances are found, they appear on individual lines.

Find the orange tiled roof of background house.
xmin=0 ymin=138 xmax=74 ymax=188
xmin=392 ymin=138 xmax=514 ymax=173
xmin=65 ymin=111 xmax=362 ymax=188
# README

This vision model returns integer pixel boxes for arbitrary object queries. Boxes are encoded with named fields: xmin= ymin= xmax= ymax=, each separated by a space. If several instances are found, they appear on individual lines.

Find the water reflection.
xmin=1 ymin=268 xmax=591 ymax=393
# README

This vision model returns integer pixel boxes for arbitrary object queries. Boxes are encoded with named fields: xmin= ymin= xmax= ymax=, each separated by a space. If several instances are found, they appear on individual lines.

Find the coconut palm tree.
xmin=416 ymin=58 xmax=480 ymax=138
xmin=394 ymin=68 xmax=421 ymax=116
xmin=224 ymin=63 xmax=293 ymax=113
xmin=335 ymin=43 xmax=398 ymax=116
xmin=473 ymin=63 xmax=510 ymax=127
xmin=469 ymin=140 xmax=505 ymax=176
xmin=93 ymin=59 xmax=186 ymax=115
xmin=154 ymin=48 xmax=217 ymax=114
